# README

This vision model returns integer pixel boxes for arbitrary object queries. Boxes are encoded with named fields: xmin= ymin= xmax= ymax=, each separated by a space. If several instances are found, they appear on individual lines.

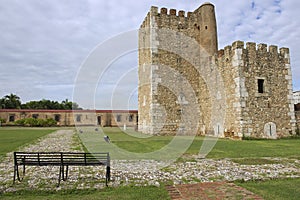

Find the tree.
xmin=0 ymin=98 xmax=4 ymax=109
xmin=1 ymin=94 xmax=82 ymax=110
xmin=1 ymin=93 xmax=21 ymax=109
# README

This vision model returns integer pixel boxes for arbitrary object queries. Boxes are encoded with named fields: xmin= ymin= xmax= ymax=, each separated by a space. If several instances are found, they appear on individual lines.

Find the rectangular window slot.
xmin=258 ymin=79 xmax=264 ymax=93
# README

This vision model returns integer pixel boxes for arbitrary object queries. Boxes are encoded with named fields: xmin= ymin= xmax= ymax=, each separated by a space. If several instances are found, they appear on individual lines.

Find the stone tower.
xmin=138 ymin=2 xmax=296 ymax=138
xmin=217 ymin=41 xmax=296 ymax=138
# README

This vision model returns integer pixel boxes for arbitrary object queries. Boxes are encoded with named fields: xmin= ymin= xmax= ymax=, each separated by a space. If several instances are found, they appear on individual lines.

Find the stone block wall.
xmin=138 ymin=3 xmax=296 ymax=138
xmin=138 ymin=3 xmax=219 ymax=135
xmin=218 ymin=41 xmax=296 ymax=138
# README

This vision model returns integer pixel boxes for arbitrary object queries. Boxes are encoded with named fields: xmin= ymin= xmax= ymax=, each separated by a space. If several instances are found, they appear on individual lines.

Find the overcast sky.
xmin=0 ymin=0 xmax=299 ymax=109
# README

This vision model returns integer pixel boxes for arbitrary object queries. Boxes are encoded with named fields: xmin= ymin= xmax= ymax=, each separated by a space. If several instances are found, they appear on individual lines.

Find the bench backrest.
xmin=14 ymin=152 xmax=110 ymax=166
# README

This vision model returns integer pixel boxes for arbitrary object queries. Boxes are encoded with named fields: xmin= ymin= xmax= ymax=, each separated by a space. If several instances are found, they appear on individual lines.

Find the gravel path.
xmin=0 ymin=129 xmax=299 ymax=193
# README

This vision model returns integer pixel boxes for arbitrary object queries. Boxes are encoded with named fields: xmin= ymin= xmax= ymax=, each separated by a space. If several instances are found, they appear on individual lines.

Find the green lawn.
xmin=0 ymin=127 xmax=55 ymax=158
xmin=236 ymin=178 xmax=300 ymax=200
xmin=1 ymin=127 xmax=300 ymax=199
xmin=0 ymin=186 xmax=170 ymax=200
xmin=197 ymin=139 xmax=300 ymax=159
xmin=87 ymin=127 xmax=300 ymax=159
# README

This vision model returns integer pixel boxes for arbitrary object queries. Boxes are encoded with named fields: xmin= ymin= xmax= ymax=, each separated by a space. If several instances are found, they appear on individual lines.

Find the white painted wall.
xmin=293 ymin=91 xmax=300 ymax=104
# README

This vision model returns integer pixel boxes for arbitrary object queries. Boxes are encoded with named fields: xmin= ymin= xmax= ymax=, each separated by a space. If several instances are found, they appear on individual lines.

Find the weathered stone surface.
xmin=138 ymin=3 xmax=297 ymax=138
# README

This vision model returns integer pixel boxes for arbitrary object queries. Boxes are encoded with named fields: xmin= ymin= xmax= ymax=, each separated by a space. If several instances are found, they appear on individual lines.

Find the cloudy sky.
xmin=0 ymin=0 xmax=299 ymax=109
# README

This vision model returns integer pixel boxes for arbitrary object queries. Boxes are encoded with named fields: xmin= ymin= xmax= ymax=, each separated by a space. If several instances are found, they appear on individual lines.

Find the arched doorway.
xmin=264 ymin=122 xmax=277 ymax=138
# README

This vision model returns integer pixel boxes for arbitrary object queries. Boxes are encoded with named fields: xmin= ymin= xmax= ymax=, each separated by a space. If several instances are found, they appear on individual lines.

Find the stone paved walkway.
xmin=166 ymin=182 xmax=263 ymax=200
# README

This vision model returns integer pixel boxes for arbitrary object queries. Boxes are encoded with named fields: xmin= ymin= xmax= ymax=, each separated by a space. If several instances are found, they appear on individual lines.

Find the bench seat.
xmin=13 ymin=152 xmax=110 ymax=187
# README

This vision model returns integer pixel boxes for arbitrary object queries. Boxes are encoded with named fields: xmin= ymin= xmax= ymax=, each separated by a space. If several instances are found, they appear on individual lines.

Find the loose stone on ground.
xmin=0 ymin=130 xmax=299 ymax=196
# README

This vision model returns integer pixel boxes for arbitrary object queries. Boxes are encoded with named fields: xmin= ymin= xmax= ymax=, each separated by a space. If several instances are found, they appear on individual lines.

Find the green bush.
xmin=0 ymin=118 xmax=6 ymax=124
xmin=15 ymin=118 xmax=57 ymax=127
xmin=14 ymin=118 xmax=25 ymax=126
xmin=44 ymin=118 xmax=57 ymax=127
xmin=25 ymin=118 xmax=38 ymax=126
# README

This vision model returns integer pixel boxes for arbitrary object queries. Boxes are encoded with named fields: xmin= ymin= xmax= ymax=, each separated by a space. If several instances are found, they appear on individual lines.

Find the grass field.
xmin=236 ymin=178 xmax=300 ymax=200
xmin=0 ymin=186 xmax=171 ymax=200
xmin=0 ymin=127 xmax=299 ymax=199
xmin=0 ymin=127 xmax=55 ymax=158
xmin=80 ymin=127 xmax=300 ymax=159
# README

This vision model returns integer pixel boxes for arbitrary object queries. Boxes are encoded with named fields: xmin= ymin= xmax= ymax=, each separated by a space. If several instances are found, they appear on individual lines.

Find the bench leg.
xmin=57 ymin=165 xmax=69 ymax=187
xmin=13 ymin=165 xmax=18 ymax=183
xmin=57 ymin=165 xmax=63 ymax=187
xmin=22 ymin=164 xmax=26 ymax=178
xmin=64 ymin=165 xmax=69 ymax=181
xmin=106 ymin=166 xmax=110 ymax=187
xmin=13 ymin=164 xmax=23 ymax=183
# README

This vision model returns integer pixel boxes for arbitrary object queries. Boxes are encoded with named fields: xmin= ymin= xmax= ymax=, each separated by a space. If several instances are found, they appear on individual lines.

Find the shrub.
xmin=15 ymin=119 xmax=26 ymax=126
xmin=44 ymin=118 xmax=57 ymax=127
xmin=15 ymin=118 xmax=57 ymax=127
xmin=0 ymin=118 xmax=6 ymax=124
xmin=24 ymin=118 xmax=38 ymax=126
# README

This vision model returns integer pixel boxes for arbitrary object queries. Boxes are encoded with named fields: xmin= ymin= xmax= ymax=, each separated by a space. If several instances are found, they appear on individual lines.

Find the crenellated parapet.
xmin=140 ymin=2 xmax=218 ymax=56
xmin=140 ymin=6 xmax=189 ymax=29
xmin=218 ymin=41 xmax=290 ymax=65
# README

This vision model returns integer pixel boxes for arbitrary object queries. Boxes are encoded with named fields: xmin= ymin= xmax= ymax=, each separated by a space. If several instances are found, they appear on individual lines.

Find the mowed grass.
xmin=193 ymin=138 xmax=300 ymax=159
xmin=103 ymin=127 xmax=173 ymax=153
xmin=0 ymin=186 xmax=170 ymax=200
xmin=99 ymin=127 xmax=300 ymax=159
xmin=0 ymin=127 xmax=55 ymax=158
xmin=1 ymin=127 xmax=300 ymax=199
xmin=236 ymin=178 xmax=300 ymax=200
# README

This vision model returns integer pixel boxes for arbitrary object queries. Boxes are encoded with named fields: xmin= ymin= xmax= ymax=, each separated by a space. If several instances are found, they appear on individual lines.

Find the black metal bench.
xmin=13 ymin=152 xmax=110 ymax=187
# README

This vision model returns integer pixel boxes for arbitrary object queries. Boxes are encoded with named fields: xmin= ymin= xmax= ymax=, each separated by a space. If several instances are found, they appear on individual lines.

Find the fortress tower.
xmin=217 ymin=41 xmax=296 ymax=138
xmin=138 ymin=2 xmax=296 ymax=138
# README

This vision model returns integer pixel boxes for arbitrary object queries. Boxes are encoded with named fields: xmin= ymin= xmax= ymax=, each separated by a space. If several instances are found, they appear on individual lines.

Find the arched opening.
xmin=97 ymin=116 xmax=101 ymax=125
xmin=264 ymin=122 xmax=277 ymax=138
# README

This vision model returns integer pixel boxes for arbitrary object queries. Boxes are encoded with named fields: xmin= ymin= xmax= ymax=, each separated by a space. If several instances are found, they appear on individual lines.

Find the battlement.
xmin=149 ymin=6 xmax=189 ymax=18
xmin=139 ymin=6 xmax=194 ymax=29
xmin=218 ymin=41 xmax=290 ymax=58
xmin=140 ymin=2 xmax=216 ymax=28
xmin=139 ymin=2 xmax=218 ymax=55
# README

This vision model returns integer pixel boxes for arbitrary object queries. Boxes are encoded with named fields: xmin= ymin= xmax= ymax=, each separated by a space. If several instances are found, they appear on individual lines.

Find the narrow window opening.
xmin=76 ymin=115 xmax=81 ymax=122
xmin=54 ymin=114 xmax=61 ymax=122
xmin=117 ymin=115 xmax=122 ymax=122
xmin=32 ymin=114 xmax=39 ymax=119
xmin=97 ymin=116 xmax=101 ymax=125
xmin=258 ymin=79 xmax=264 ymax=93
xmin=128 ymin=114 xmax=133 ymax=122
xmin=205 ymin=26 xmax=208 ymax=30
xmin=9 ymin=115 xmax=15 ymax=122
